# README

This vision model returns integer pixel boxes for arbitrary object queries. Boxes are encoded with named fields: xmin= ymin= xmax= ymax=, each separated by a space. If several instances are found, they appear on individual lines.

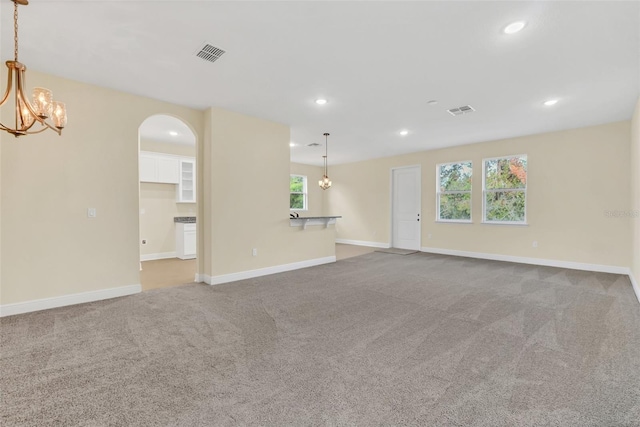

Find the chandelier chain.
xmin=14 ymin=0 xmax=19 ymax=61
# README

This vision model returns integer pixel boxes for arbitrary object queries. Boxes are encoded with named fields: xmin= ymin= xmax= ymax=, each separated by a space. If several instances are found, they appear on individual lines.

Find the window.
xmin=290 ymin=175 xmax=307 ymax=210
xmin=483 ymin=155 xmax=527 ymax=224
xmin=437 ymin=162 xmax=472 ymax=222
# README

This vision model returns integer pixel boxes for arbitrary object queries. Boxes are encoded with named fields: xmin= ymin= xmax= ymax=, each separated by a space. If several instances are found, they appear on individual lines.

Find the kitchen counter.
xmin=289 ymin=215 xmax=341 ymax=230
xmin=174 ymin=216 xmax=196 ymax=223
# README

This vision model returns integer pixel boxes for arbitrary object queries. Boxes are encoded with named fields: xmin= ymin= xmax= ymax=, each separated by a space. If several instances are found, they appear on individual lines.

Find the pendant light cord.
xmin=14 ymin=1 xmax=19 ymax=61
xmin=324 ymin=133 xmax=329 ymax=176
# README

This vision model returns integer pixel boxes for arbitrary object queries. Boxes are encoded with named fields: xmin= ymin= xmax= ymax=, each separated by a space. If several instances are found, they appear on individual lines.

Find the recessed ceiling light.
xmin=169 ymin=131 xmax=178 ymax=136
xmin=543 ymin=99 xmax=559 ymax=106
xmin=289 ymin=142 xmax=296 ymax=147
xmin=315 ymin=99 xmax=328 ymax=105
xmin=399 ymin=130 xmax=409 ymax=136
xmin=504 ymin=21 xmax=526 ymax=34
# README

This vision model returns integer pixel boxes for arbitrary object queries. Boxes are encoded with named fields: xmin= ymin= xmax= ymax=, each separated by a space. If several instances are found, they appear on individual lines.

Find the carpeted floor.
xmin=1 ymin=252 xmax=640 ymax=426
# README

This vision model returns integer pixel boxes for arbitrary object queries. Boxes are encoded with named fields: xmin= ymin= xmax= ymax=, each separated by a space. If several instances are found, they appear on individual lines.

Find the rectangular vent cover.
xmin=196 ymin=44 xmax=226 ymax=63
xmin=307 ymin=143 xmax=321 ymax=147
xmin=447 ymin=105 xmax=475 ymax=116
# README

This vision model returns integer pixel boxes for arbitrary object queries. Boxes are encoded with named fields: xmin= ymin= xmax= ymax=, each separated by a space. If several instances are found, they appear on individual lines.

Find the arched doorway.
xmin=138 ymin=114 xmax=198 ymax=291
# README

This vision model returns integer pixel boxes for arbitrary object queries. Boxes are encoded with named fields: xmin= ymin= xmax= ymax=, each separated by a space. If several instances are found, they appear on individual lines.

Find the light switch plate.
xmin=88 ymin=208 xmax=97 ymax=218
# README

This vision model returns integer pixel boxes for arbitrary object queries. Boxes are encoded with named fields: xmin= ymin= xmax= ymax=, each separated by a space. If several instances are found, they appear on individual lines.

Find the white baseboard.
xmin=0 ymin=284 xmax=142 ymax=317
xmin=140 ymin=252 xmax=177 ymax=262
xmin=630 ymin=272 xmax=640 ymax=304
xmin=420 ymin=246 xmax=629 ymax=275
xmin=202 ymin=256 xmax=336 ymax=286
xmin=336 ymin=238 xmax=390 ymax=249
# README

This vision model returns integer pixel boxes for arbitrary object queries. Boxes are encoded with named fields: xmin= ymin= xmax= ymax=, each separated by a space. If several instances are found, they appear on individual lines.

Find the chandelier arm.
xmin=16 ymin=70 xmax=38 ymax=131
xmin=0 ymin=65 xmax=13 ymax=107
xmin=18 ymin=125 xmax=52 ymax=136
xmin=0 ymin=119 xmax=52 ymax=136
xmin=0 ymin=121 xmax=13 ymax=131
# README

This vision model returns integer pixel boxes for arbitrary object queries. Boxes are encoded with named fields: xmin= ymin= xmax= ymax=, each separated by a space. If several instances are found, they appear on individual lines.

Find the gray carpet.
xmin=1 ymin=252 xmax=640 ymax=426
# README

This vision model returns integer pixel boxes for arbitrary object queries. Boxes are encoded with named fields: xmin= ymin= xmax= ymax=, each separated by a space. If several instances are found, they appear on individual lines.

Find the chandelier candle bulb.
xmin=19 ymin=101 xmax=35 ymax=127
xmin=33 ymin=87 xmax=53 ymax=118
xmin=52 ymin=102 xmax=67 ymax=129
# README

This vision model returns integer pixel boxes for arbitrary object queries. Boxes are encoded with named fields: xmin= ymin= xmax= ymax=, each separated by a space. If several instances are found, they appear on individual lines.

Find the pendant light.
xmin=319 ymin=133 xmax=332 ymax=190
xmin=0 ymin=0 xmax=67 ymax=137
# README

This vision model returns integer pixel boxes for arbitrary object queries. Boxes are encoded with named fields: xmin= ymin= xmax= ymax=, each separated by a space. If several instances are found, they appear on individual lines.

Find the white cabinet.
xmin=177 ymin=159 xmax=196 ymax=203
xmin=157 ymin=157 xmax=180 ymax=183
xmin=139 ymin=152 xmax=179 ymax=184
xmin=176 ymin=223 xmax=196 ymax=260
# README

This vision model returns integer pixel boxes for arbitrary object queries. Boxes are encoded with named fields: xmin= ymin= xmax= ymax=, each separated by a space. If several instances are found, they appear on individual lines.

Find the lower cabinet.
xmin=176 ymin=223 xmax=196 ymax=260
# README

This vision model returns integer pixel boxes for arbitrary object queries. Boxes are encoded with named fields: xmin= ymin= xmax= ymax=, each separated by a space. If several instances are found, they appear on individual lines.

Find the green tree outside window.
xmin=437 ymin=162 xmax=472 ymax=221
xmin=290 ymin=175 xmax=307 ymax=210
xmin=484 ymin=156 xmax=527 ymax=223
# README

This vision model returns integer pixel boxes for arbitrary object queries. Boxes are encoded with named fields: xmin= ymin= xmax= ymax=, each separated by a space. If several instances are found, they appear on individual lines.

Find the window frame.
xmin=289 ymin=174 xmax=308 ymax=211
xmin=435 ymin=160 xmax=473 ymax=223
xmin=482 ymin=154 xmax=528 ymax=225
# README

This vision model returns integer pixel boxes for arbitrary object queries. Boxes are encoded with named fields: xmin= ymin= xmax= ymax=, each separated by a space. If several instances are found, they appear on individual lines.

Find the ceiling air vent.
xmin=307 ymin=143 xmax=321 ymax=147
xmin=196 ymin=44 xmax=226 ymax=63
xmin=447 ymin=105 xmax=475 ymax=116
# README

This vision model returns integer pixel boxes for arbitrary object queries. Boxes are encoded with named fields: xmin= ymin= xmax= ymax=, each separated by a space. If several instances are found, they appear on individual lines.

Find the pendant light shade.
xmin=319 ymin=133 xmax=332 ymax=190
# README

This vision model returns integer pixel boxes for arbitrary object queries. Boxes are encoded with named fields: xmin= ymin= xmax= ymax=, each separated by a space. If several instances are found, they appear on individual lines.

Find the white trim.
xmin=630 ymin=272 xmax=640 ymax=304
xmin=420 ymin=246 xmax=629 ymax=275
xmin=336 ymin=238 xmax=390 ymax=249
xmin=480 ymin=221 xmax=529 ymax=226
xmin=204 ymin=256 xmax=336 ymax=286
xmin=140 ymin=252 xmax=177 ymax=261
xmin=0 ymin=284 xmax=142 ymax=317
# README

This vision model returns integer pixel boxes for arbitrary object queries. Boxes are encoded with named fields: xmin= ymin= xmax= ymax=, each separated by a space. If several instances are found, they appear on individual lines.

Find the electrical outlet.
xmin=252 ymin=248 xmax=258 ymax=256
xmin=142 ymin=239 xmax=147 ymax=245
xmin=428 ymin=233 xmax=433 ymax=239
xmin=532 ymin=241 xmax=538 ymax=248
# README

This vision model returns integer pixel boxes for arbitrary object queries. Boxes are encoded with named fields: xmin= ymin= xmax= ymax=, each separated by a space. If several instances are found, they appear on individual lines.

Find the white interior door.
xmin=392 ymin=166 xmax=421 ymax=250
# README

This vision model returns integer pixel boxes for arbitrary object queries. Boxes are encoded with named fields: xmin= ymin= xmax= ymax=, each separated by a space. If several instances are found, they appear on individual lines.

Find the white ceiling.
xmin=2 ymin=1 xmax=638 ymax=166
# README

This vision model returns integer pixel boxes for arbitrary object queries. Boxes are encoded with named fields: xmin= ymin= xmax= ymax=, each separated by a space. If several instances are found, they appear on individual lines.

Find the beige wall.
xmin=631 ymin=98 xmax=640 ymax=281
xmin=290 ymin=162 xmax=326 ymax=217
xmin=206 ymin=108 xmax=335 ymax=278
xmin=1 ymin=70 xmax=204 ymax=305
xmin=139 ymin=140 xmax=196 ymax=257
xmin=327 ymin=121 xmax=632 ymax=268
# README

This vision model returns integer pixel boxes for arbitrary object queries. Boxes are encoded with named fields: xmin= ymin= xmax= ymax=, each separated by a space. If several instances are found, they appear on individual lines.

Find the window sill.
xmin=435 ymin=220 xmax=473 ymax=224
xmin=481 ymin=221 xmax=529 ymax=226
xmin=290 ymin=209 xmax=308 ymax=212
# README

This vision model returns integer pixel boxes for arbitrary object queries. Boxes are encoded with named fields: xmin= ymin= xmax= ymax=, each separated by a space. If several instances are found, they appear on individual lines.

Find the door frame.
xmin=390 ymin=165 xmax=422 ymax=250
